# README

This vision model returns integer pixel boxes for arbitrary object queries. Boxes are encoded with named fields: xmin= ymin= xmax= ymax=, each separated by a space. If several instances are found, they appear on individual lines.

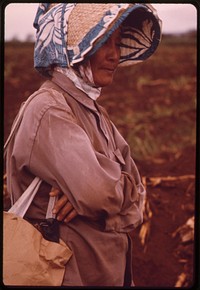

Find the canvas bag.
xmin=3 ymin=91 xmax=72 ymax=286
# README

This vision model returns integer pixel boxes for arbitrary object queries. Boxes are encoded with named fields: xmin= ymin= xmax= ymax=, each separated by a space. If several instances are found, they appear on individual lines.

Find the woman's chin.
xmin=94 ymin=76 xmax=114 ymax=87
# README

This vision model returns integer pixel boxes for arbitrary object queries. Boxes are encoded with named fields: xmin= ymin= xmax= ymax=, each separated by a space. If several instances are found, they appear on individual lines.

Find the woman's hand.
xmin=49 ymin=188 xmax=78 ymax=223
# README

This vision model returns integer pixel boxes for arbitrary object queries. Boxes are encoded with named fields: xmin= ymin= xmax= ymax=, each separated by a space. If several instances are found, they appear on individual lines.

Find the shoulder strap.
xmin=4 ymin=89 xmax=57 ymax=218
xmin=8 ymin=177 xmax=42 ymax=217
xmin=8 ymin=176 xmax=57 ymax=219
xmin=4 ymin=89 xmax=47 ymax=155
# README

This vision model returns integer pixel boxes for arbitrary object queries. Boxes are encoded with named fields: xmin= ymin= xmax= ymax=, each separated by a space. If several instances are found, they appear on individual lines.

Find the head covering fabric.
xmin=34 ymin=3 xmax=75 ymax=71
xmin=33 ymin=3 xmax=162 ymax=76
xmin=54 ymin=65 xmax=102 ymax=101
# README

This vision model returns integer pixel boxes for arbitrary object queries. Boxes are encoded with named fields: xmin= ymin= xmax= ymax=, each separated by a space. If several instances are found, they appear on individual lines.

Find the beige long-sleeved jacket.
xmin=6 ymin=71 xmax=146 ymax=286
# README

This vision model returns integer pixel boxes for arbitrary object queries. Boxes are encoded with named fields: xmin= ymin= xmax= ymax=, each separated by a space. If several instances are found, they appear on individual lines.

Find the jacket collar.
xmin=49 ymin=70 xmax=99 ymax=112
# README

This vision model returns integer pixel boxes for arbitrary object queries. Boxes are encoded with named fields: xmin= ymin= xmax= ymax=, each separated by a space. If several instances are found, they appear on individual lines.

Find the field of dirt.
xmin=4 ymin=33 xmax=198 ymax=288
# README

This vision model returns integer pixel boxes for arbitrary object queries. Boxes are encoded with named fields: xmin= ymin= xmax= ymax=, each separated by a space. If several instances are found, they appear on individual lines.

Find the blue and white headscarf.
xmin=33 ymin=3 xmax=161 ymax=73
xmin=33 ymin=3 xmax=161 ymax=99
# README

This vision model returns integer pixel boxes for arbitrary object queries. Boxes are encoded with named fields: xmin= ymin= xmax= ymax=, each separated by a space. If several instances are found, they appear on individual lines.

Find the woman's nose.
xmin=107 ymin=40 xmax=120 ymax=62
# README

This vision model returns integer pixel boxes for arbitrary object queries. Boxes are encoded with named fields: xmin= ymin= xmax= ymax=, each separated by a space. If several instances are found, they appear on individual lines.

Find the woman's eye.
xmin=104 ymin=39 xmax=109 ymax=46
xmin=115 ymin=36 xmax=121 ymax=46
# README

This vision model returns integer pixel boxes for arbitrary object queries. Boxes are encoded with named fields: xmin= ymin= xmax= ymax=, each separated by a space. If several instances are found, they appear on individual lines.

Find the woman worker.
xmin=5 ymin=3 xmax=162 ymax=286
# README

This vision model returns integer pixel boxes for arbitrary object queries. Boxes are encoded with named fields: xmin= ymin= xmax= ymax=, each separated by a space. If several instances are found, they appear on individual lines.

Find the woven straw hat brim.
xmin=67 ymin=3 xmax=127 ymax=47
xmin=33 ymin=3 xmax=162 ymax=74
xmin=66 ymin=3 xmax=162 ymax=67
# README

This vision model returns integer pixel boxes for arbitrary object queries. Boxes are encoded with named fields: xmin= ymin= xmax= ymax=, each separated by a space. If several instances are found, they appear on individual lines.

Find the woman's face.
xmin=90 ymin=28 xmax=121 ymax=87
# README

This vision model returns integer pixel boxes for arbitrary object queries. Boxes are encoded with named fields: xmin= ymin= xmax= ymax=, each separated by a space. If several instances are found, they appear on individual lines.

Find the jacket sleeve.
xmin=26 ymin=93 xmax=144 ymax=231
xmin=29 ymin=106 xmax=133 ymax=204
